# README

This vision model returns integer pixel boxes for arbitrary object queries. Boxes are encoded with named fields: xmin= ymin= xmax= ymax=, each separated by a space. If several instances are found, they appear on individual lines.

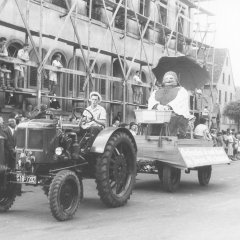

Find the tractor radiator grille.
xmin=28 ymin=129 xmax=43 ymax=149
xmin=16 ymin=129 xmax=25 ymax=148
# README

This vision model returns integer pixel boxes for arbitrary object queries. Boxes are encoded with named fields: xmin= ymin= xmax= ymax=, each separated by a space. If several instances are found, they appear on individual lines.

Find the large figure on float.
xmin=148 ymin=71 xmax=191 ymax=137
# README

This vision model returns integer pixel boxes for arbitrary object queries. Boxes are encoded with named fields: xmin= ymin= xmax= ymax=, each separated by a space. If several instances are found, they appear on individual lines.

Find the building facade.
xmin=202 ymin=49 xmax=237 ymax=130
xmin=0 ymin=0 xmax=214 ymax=124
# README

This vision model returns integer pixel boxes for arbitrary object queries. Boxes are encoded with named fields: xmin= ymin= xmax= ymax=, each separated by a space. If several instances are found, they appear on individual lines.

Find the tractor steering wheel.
xmin=72 ymin=107 xmax=95 ymax=128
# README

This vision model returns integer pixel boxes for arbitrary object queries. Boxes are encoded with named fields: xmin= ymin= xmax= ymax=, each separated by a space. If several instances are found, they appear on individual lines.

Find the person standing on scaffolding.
xmin=0 ymin=37 xmax=8 ymax=57
xmin=14 ymin=43 xmax=30 ymax=89
xmin=49 ymin=53 xmax=63 ymax=94
xmin=132 ymin=70 xmax=143 ymax=105
xmin=0 ymin=38 xmax=11 ymax=90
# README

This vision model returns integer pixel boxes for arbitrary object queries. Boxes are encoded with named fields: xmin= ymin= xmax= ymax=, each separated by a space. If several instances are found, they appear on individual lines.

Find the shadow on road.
xmin=134 ymin=176 xmax=229 ymax=195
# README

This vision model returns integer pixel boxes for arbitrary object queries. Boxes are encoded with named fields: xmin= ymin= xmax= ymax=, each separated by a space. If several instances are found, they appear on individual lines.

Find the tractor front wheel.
xmin=49 ymin=170 xmax=82 ymax=221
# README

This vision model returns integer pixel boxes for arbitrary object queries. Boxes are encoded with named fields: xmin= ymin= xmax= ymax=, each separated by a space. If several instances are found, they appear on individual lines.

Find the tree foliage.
xmin=223 ymin=100 xmax=240 ymax=122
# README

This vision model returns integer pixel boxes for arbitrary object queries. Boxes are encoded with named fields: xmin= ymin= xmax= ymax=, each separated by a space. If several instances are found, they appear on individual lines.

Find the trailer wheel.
xmin=96 ymin=131 xmax=136 ymax=208
xmin=49 ymin=170 xmax=81 ymax=221
xmin=157 ymin=165 xmax=163 ymax=183
xmin=0 ymin=183 xmax=18 ymax=212
xmin=198 ymin=166 xmax=212 ymax=186
xmin=162 ymin=165 xmax=181 ymax=192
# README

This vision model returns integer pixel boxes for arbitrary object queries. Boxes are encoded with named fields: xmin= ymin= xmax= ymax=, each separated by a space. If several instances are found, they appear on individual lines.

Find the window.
xmin=226 ymin=57 xmax=228 ymax=66
xmin=225 ymin=91 xmax=227 ymax=103
xmin=230 ymin=93 xmax=233 ymax=102
xmin=99 ymin=64 xmax=107 ymax=98
xmin=115 ymin=0 xmax=125 ymax=30
xmin=29 ymin=48 xmax=48 ymax=88
xmin=139 ymin=0 xmax=144 ymax=15
xmin=219 ymin=90 xmax=221 ymax=104
xmin=139 ymin=0 xmax=150 ymax=39
xmin=157 ymin=0 xmax=168 ymax=45
xmin=160 ymin=0 xmax=168 ymax=25
xmin=87 ymin=0 xmax=102 ymax=21
xmin=68 ymin=57 xmax=86 ymax=93
xmin=176 ymin=4 xmax=185 ymax=52
xmin=228 ymin=75 xmax=230 ymax=85
xmin=51 ymin=0 xmax=67 ymax=9
xmin=7 ymin=41 xmax=23 ymax=81
xmin=222 ymin=73 xmax=225 ymax=84
xmin=100 ymin=79 xmax=106 ymax=95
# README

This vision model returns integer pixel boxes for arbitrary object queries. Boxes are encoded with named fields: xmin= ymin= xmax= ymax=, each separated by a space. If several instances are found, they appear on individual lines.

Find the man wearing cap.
xmin=79 ymin=92 xmax=106 ymax=152
xmin=148 ymin=71 xmax=190 ymax=137
xmin=82 ymin=92 xmax=106 ymax=128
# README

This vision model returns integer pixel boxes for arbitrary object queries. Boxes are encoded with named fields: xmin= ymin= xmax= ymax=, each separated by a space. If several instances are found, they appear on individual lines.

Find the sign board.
xmin=178 ymin=147 xmax=231 ymax=168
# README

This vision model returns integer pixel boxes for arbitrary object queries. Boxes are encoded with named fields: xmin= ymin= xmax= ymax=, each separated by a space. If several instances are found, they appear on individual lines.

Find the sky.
xmin=201 ymin=0 xmax=240 ymax=86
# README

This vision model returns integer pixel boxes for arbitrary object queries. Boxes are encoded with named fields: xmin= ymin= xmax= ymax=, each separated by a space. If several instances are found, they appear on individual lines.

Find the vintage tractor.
xmin=0 ymin=108 xmax=137 ymax=221
xmin=134 ymin=109 xmax=231 ymax=192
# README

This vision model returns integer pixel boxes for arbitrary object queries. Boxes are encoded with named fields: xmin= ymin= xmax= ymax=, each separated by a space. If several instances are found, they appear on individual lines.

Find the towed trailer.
xmin=134 ymin=110 xmax=231 ymax=192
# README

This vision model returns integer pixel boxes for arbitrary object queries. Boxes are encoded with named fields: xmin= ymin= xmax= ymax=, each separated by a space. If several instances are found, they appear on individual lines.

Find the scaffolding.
xmin=0 ymin=0 xmax=215 ymax=123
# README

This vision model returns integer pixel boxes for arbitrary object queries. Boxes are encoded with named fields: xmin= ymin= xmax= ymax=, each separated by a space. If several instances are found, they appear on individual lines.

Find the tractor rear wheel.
xmin=0 ymin=183 xmax=18 ymax=212
xmin=96 ymin=132 xmax=136 ymax=208
xmin=162 ymin=165 xmax=181 ymax=192
xmin=198 ymin=166 xmax=212 ymax=186
xmin=49 ymin=170 xmax=81 ymax=221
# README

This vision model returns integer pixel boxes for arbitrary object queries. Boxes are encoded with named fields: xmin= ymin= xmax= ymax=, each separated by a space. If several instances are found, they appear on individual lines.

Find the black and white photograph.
xmin=0 ymin=0 xmax=239 ymax=239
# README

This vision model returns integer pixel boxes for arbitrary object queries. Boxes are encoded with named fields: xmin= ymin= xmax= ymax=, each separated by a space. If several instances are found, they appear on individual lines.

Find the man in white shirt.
xmin=80 ymin=92 xmax=106 ymax=153
xmin=14 ymin=43 xmax=30 ymax=89
xmin=194 ymin=118 xmax=211 ymax=140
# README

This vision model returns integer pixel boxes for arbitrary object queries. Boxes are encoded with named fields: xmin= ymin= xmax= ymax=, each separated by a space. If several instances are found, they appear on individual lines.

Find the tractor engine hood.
xmin=15 ymin=119 xmax=59 ymax=164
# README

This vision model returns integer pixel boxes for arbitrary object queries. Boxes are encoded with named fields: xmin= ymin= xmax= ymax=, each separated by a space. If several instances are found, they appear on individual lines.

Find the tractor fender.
xmin=90 ymin=127 xmax=137 ymax=154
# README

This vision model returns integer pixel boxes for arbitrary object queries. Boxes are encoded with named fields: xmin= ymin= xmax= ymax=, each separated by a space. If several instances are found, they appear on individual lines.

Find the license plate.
xmin=16 ymin=174 xmax=37 ymax=184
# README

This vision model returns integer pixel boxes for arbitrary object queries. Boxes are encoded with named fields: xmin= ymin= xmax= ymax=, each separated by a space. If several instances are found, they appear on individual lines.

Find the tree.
xmin=223 ymin=100 xmax=240 ymax=131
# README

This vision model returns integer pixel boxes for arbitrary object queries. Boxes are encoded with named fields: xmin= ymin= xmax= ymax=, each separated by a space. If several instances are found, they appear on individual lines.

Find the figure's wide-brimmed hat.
xmin=89 ymin=91 xmax=102 ymax=103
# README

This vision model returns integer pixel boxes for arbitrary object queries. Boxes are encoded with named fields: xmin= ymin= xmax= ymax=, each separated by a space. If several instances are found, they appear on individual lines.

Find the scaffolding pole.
xmin=37 ymin=0 xmax=43 ymax=107
xmin=123 ymin=0 xmax=128 ymax=122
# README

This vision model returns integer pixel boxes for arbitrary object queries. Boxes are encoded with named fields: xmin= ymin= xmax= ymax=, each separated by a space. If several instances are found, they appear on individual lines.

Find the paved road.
xmin=0 ymin=161 xmax=240 ymax=240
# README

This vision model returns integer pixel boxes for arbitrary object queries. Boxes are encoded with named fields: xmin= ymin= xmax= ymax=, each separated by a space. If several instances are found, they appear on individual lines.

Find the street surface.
xmin=0 ymin=161 xmax=240 ymax=240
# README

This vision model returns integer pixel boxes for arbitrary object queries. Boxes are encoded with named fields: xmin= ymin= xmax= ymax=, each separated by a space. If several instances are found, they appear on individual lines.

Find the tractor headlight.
xmin=55 ymin=147 xmax=63 ymax=156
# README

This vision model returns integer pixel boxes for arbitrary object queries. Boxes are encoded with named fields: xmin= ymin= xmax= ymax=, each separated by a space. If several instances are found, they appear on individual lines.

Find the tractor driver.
xmin=79 ymin=91 xmax=106 ymax=152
